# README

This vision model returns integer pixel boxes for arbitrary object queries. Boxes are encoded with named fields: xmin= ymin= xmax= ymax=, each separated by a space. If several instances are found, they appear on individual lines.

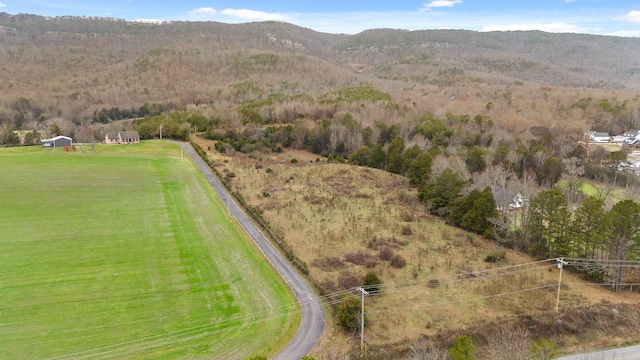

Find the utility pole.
xmin=555 ymin=258 xmax=568 ymax=313
xmin=356 ymin=286 xmax=369 ymax=350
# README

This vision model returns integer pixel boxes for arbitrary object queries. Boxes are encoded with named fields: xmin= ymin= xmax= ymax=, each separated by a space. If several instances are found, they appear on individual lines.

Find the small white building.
xmin=41 ymin=135 xmax=72 ymax=148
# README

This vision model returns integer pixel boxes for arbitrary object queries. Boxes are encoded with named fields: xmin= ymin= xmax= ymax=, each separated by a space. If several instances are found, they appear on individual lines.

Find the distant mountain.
xmin=1 ymin=12 xmax=639 ymax=126
xmin=333 ymin=28 xmax=640 ymax=90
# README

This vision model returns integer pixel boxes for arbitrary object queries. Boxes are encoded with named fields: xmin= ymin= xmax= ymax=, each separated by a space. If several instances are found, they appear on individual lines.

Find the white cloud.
xmin=220 ymin=8 xmax=290 ymax=22
xmin=616 ymin=10 xmax=640 ymax=23
xmin=188 ymin=7 xmax=217 ymax=16
xmin=0 ymin=1 xmax=6 ymax=8
xmin=607 ymin=29 xmax=640 ymax=37
xmin=482 ymin=22 xmax=589 ymax=34
xmin=174 ymin=6 xmax=637 ymax=38
xmin=422 ymin=0 xmax=463 ymax=11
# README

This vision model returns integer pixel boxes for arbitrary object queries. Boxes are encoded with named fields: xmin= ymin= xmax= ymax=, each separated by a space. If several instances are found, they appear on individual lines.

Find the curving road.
xmin=558 ymin=345 xmax=640 ymax=359
xmin=179 ymin=142 xmax=325 ymax=360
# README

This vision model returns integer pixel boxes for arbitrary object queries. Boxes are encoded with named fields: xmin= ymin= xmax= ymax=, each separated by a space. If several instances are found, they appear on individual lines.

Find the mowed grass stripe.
xmin=0 ymin=143 xmax=298 ymax=359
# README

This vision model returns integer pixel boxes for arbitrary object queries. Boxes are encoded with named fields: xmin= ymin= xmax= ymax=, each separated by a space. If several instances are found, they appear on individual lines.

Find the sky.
xmin=1 ymin=0 xmax=640 ymax=37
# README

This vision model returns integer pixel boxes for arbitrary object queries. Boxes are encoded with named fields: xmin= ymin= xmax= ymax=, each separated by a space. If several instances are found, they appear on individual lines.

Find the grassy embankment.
xmin=0 ymin=141 xmax=298 ymax=359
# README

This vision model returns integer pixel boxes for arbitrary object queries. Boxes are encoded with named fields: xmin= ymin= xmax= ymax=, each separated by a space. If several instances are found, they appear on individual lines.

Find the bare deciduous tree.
xmin=485 ymin=325 xmax=531 ymax=360
xmin=406 ymin=338 xmax=448 ymax=360
xmin=562 ymin=157 xmax=585 ymax=206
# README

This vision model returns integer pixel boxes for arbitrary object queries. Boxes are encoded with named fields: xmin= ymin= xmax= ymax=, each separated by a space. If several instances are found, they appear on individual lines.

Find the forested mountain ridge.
xmin=337 ymin=28 xmax=640 ymax=90
xmin=1 ymin=13 xmax=639 ymax=124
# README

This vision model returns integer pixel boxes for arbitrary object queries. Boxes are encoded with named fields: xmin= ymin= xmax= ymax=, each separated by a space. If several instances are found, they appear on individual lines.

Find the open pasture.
xmin=0 ymin=142 xmax=297 ymax=359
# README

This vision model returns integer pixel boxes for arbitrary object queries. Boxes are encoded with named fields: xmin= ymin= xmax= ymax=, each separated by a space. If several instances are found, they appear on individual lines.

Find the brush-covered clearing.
xmin=193 ymin=137 xmax=640 ymax=357
xmin=0 ymin=141 xmax=298 ymax=359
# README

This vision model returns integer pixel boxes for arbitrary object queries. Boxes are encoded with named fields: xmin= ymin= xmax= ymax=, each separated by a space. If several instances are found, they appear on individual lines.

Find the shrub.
xmin=402 ymin=225 xmax=413 ymax=236
xmin=364 ymin=258 xmax=379 ymax=268
xmin=390 ymin=254 xmax=407 ymax=268
xmin=427 ymin=279 xmax=440 ymax=288
xmin=265 ymin=167 xmax=272 ymax=173
xmin=345 ymin=250 xmax=376 ymax=266
xmin=226 ymin=172 xmax=236 ymax=179
xmin=484 ymin=250 xmax=506 ymax=263
xmin=531 ymin=339 xmax=557 ymax=359
xmin=363 ymin=271 xmax=382 ymax=294
xmin=311 ymin=256 xmax=345 ymax=271
xmin=336 ymin=297 xmax=363 ymax=332
xmin=290 ymin=158 xmax=298 ymax=163
xmin=338 ymin=271 xmax=361 ymax=289
xmin=485 ymin=325 xmax=531 ymax=360
xmin=449 ymin=335 xmax=476 ymax=360
xmin=379 ymin=246 xmax=394 ymax=261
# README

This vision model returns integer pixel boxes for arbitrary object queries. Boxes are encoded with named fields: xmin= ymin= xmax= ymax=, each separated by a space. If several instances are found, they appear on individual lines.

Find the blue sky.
xmin=2 ymin=0 xmax=640 ymax=36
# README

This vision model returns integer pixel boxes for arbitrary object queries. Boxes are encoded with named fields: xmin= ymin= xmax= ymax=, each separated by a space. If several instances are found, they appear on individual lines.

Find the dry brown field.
xmin=193 ymin=137 xmax=640 ymax=357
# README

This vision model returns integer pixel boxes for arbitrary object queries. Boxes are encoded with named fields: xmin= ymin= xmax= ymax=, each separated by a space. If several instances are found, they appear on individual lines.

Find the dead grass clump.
xmin=303 ymin=194 xmax=324 ymax=204
xmin=262 ymin=201 xmax=285 ymax=211
xmin=388 ymin=177 xmax=409 ymax=189
xmin=338 ymin=271 xmax=362 ymax=290
xmin=336 ymin=185 xmax=356 ymax=196
xmin=316 ymin=278 xmax=339 ymax=294
xmin=354 ymin=192 xmax=372 ymax=199
xmin=312 ymin=256 xmax=346 ymax=271
xmin=401 ymin=210 xmax=415 ymax=222
xmin=368 ymin=236 xmax=408 ymax=249
xmin=365 ymin=258 xmax=379 ymax=268
xmin=390 ymin=254 xmax=407 ymax=268
xmin=401 ymin=225 xmax=413 ymax=236
xmin=379 ymin=246 xmax=395 ymax=261
xmin=345 ymin=250 xmax=377 ymax=266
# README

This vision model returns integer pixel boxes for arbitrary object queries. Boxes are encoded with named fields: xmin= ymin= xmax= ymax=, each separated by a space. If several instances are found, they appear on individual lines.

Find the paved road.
xmin=559 ymin=345 xmax=640 ymax=359
xmin=179 ymin=142 xmax=325 ymax=360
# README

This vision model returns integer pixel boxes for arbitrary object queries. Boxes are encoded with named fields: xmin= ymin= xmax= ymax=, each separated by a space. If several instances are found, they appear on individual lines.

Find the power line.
xmin=367 ymin=284 xmax=557 ymax=315
xmin=29 ymin=259 xmax=596 ymax=359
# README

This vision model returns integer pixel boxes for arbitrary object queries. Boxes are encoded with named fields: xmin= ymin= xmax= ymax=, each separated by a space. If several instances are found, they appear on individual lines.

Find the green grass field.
xmin=0 ymin=142 xmax=298 ymax=359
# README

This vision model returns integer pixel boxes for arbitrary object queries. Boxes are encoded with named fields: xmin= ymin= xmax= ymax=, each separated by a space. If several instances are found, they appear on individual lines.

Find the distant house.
xmin=105 ymin=131 xmax=140 ymax=144
xmin=494 ymin=188 xmax=526 ymax=212
xmin=41 ymin=135 xmax=72 ymax=148
xmin=589 ymin=132 xmax=611 ymax=143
